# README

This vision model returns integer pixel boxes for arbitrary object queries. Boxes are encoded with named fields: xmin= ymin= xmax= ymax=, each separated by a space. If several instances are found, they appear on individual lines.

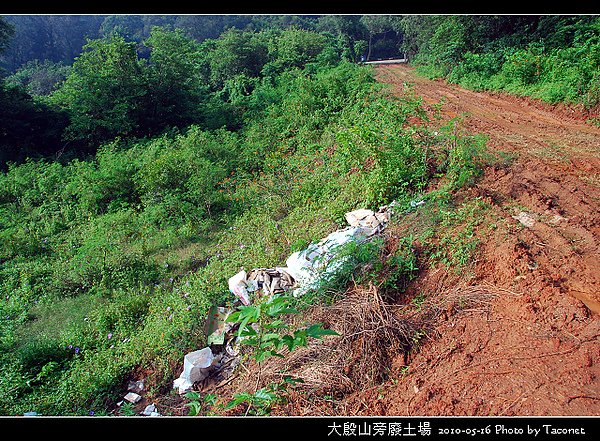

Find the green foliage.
xmin=184 ymin=391 xmax=217 ymax=416
xmin=447 ymin=51 xmax=504 ymax=89
xmin=5 ymin=60 xmax=71 ymax=96
xmin=0 ymin=83 xmax=68 ymax=166
xmin=334 ymin=100 xmax=429 ymax=207
xmin=208 ymin=29 xmax=270 ymax=90
xmin=411 ymin=293 xmax=426 ymax=312
xmin=1 ymin=16 xmax=104 ymax=73
xmin=426 ymin=197 xmax=491 ymax=272
xmin=227 ymin=294 xmax=338 ymax=362
xmin=264 ymin=27 xmax=327 ymax=74
xmin=118 ymin=402 xmax=137 ymax=416
xmin=143 ymin=27 xmax=210 ymax=131
xmin=0 ymin=25 xmax=489 ymax=416
xmin=50 ymin=35 xmax=146 ymax=147
xmin=355 ymin=235 xmax=420 ymax=291
xmin=316 ymin=16 xmax=368 ymax=62
xmin=0 ymin=16 xmax=14 ymax=56
xmin=407 ymin=15 xmax=600 ymax=107
xmin=444 ymin=125 xmax=488 ymax=191
xmin=224 ymin=376 xmax=302 ymax=415
xmin=15 ymin=336 xmax=68 ymax=372
xmin=100 ymin=15 xmax=146 ymax=41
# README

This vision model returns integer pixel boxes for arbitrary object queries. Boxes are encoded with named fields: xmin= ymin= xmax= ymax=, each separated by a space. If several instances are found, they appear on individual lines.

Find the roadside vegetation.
xmin=4 ymin=14 xmax=591 ymax=416
xmin=401 ymin=16 xmax=600 ymax=109
xmin=0 ymin=19 xmax=491 ymax=415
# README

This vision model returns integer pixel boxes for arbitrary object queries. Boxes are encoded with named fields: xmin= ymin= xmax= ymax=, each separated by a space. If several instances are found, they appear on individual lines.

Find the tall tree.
xmin=316 ymin=15 xmax=367 ymax=61
xmin=268 ymin=27 xmax=327 ymax=72
xmin=143 ymin=27 xmax=207 ymax=132
xmin=208 ymin=28 xmax=270 ymax=90
xmin=0 ymin=16 xmax=14 ymax=57
xmin=0 ymin=15 xmax=103 ymax=72
xmin=5 ymin=59 xmax=70 ymax=96
xmin=50 ymin=35 xmax=146 ymax=147
xmin=0 ymin=82 xmax=68 ymax=166
xmin=0 ymin=17 xmax=68 ymax=166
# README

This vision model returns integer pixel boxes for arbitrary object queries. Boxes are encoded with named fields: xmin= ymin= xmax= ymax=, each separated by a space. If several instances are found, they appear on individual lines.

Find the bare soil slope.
xmin=357 ymin=65 xmax=600 ymax=416
xmin=178 ymin=65 xmax=599 ymax=417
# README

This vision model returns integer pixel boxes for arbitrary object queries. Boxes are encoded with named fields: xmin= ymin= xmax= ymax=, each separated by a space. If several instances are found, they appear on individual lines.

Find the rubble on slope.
xmin=172 ymin=201 xmax=406 ymax=396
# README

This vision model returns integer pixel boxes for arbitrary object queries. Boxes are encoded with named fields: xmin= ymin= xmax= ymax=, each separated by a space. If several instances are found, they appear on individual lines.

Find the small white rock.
xmin=512 ymin=211 xmax=535 ymax=228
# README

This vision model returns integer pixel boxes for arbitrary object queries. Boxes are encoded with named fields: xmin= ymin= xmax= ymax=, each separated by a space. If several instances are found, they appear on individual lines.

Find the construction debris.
xmin=344 ymin=204 xmax=394 ymax=235
xmin=124 ymin=392 xmax=142 ymax=404
xmin=228 ymin=266 xmax=297 ymax=306
xmin=247 ymin=267 xmax=295 ymax=297
xmin=127 ymin=380 xmax=144 ymax=394
xmin=228 ymin=270 xmax=250 ymax=305
xmin=206 ymin=306 xmax=234 ymax=345
xmin=227 ymin=202 xmax=399 ymax=301
xmin=172 ymin=342 xmax=241 ymax=395
xmin=173 ymin=347 xmax=216 ymax=394
xmin=286 ymin=226 xmax=369 ymax=297
xmin=175 ymin=202 xmax=401 ymax=397
xmin=141 ymin=403 xmax=160 ymax=416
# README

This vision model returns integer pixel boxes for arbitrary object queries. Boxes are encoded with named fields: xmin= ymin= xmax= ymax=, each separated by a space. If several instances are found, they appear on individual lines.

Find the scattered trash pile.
xmin=172 ymin=202 xmax=399 ymax=396
xmin=117 ymin=380 xmax=161 ymax=416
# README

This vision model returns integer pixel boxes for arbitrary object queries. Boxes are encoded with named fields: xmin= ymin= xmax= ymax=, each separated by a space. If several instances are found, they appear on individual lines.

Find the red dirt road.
xmin=376 ymin=64 xmax=600 ymax=315
xmin=361 ymin=65 xmax=600 ymax=416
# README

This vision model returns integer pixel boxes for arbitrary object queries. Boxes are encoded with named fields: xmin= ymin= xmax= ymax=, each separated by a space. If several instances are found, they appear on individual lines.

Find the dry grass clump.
xmin=257 ymin=282 xmax=506 ymax=402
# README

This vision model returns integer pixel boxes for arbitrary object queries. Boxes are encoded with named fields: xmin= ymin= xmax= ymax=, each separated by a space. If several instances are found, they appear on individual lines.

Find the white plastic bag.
xmin=228 ymin=270 xmax=250 ymax=305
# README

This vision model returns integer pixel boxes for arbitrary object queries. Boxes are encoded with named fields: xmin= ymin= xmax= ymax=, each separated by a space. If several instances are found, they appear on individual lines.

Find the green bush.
xmin=448 ymin=51 xmax=505 ymax=90
xmin=15 ymin=336 xmax=68 ymax=371
xmin=0 ymin=26 xmax=490 ymax=415
xmin=410 ymin=16 xmax=600 ymax=108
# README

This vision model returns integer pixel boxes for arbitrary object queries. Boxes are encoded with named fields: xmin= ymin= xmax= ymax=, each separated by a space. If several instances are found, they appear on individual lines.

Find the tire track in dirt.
xmin=377 ymin=64 xmax=600 ymax=313
xmin=367 ymin=65 xmax=600 ymax=416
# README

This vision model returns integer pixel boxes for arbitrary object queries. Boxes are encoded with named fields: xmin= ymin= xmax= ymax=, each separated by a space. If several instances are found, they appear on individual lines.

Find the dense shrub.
xmin=405 ymin=16 xmax=600 ymax=108
xmin=0 ymin=26 xmax=487 ymax=415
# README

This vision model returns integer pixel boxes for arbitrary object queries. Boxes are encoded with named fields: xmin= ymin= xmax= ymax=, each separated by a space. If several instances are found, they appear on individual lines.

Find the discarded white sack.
xmin=286 ymin=226 xmax=370 ymax=297
xmin=172 ymin=347 xmax=215 ymax=394
xmin=225 ymin=203 xmax=398 ymax=303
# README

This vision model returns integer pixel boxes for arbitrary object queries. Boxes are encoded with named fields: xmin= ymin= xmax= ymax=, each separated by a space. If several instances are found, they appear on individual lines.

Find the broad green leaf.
xmin=225 ymin=392 xmax=253 ymax=409
xmin=281 ymin=335 xmax=295 ymax=351
xmin=186 ymin=401 xmax=202 ymax=416
xmin=184 ymin=391 xmax=200 ymax=400
xmin=253 ymin=388 xmax=277 ymax=402
xmin=261 ymin=332 xmax=282 ymax=342
xmin=305 ymin=323 xmax=339 ymax=339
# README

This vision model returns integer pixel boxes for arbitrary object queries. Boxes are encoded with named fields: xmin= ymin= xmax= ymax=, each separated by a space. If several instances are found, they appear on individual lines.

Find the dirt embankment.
xmin=173 ymin=65 xmax=599 ymax=417
xmin=359 ymin=65 xmax=600 ymax=416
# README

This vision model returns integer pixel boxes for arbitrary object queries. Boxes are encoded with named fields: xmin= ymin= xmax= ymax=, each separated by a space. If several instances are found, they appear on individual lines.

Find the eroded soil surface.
xmin=351 ymin=65 xmax=600 ymax=416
